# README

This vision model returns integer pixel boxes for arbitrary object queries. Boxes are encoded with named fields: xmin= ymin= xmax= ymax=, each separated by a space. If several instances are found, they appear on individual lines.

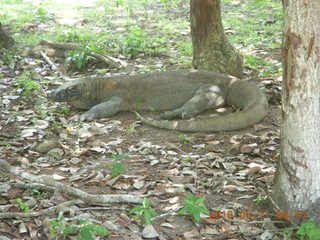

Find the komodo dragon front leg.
xmin=71 ymin=96 xmax=125 ymax=121
xmin=160 ymin=84 xmax=227 ymax=120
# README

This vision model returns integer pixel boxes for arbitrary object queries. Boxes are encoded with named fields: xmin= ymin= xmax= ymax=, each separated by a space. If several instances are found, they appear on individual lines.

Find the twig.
xmin=40 ymin=40 xmax=126 ymax=68
xmin=0 ymin=160 xmax=143 ymax=205
xmin=40 ymin=50 xmax=57 ymax=71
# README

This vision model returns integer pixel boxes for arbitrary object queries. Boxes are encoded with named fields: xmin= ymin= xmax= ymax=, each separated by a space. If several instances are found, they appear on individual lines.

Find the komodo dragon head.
xmin=48 ymin=79 xmax=94 ymax=109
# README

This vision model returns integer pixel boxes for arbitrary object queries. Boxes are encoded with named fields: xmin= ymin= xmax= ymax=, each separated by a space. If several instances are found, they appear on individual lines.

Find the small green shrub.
xmin=109 ymin=154 xmax=128 ymax=178
xmin=67 ymin=46 xmax=93 ymax=70
xmin=178 ymin=194 xmax=210 ymax=222
xmin=130 ymin=198 xmax=157 ymax=225
xmin=16 ymin=198 xmax=30 ymax=212
xmin=16 ymin=71 xmax=40 ymax=96
xmin=122 ymin=26 xmax=147 ymax=56
xmin=297 ymin=220 xmax=320 ymax=240
xmin=49 ymin=212 xmax=109 ymax=240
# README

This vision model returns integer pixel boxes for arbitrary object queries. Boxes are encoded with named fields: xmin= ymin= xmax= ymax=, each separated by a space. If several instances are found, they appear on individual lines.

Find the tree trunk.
xmin=190 ymin=0 xmax=243 ymax=78
xmin=0 ymin=22 xmax=14 ymax=48
xmin=273 ymin=1 xmax=320 ymax=222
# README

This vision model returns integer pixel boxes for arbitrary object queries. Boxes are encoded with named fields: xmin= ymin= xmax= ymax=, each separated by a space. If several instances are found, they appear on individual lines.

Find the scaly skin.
xmin=48 ymin=70 xmax=268 ymax=132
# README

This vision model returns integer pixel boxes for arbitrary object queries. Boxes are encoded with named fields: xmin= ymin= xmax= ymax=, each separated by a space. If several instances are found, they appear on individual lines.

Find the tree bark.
xmin=273 ymin=1 xmax=320 ymax=223
xmin=0 ymin=22 xmax=14 ymax=48
xmin=190 ymin=0 xmax=243 ymax=78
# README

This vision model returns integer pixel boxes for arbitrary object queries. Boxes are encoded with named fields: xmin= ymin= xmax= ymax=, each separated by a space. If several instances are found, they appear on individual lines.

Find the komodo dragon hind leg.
xmin=70 ymin=96 xmax=125 ymax=121
xmin=160 ymin=84 xmax=227 ymax=120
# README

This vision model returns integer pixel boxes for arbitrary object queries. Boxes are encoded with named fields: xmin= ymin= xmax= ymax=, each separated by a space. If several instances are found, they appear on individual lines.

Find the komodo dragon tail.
xmin=134 ymin=80 xmax=268 ymax=132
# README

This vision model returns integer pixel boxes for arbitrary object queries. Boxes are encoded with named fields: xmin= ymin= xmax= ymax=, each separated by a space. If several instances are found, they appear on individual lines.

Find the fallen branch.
xmin=40 ymin=40 xmax=127 ymax=68
xmin=0 ymin=199 xmax=82 ymax=219
xmin=0 ymin=160 xmax=143 ymax=205
xmin=40 ymin=50 xmax=57 ymax=71
xmin=10 ymin=182 xmax=57 ymax=193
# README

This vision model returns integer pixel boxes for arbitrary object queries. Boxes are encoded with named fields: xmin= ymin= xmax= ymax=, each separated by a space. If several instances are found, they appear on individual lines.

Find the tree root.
xmin=0 ymin=199 xmax=82 ymax=219
xmin=0 ymin=160 xmax=143 ymax=206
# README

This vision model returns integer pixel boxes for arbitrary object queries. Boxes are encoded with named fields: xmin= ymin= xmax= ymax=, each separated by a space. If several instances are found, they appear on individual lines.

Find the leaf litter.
xmin=0 ymin=2 xmax=284 ymax=240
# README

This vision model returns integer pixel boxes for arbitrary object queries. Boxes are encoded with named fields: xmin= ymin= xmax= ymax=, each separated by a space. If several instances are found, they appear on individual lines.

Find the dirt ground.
xmin=0 ymin=1 xmax=286 ymax=238
xmin=0 ymin=72 xmax=283 ymax=239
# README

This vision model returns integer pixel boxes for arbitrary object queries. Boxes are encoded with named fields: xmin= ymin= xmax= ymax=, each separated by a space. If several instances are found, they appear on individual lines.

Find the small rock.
xmin=36 ymin=140 xmax=60 ymax=153
xmin=47 ymin=148 xmax=64 ymax=160
xmin=41 ymin=199 xmax=54 ymax=208
xmin=25 ymin=197 xmax=37 ymax=208
xmin=142 ymin=224 xmax=160 ymax=238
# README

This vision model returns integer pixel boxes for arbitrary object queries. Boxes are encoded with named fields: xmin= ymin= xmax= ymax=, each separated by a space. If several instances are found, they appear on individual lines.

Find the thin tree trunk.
xmin=0 ymin=22 xmax=14 ymax=48
xmin=190 ymin=0 xmax=243 ymax=78
xmin=273 ymin=1 xmax=320 ymax=222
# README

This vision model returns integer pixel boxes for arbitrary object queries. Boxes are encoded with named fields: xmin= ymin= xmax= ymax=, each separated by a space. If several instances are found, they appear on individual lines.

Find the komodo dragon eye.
xmin=65 ymin=86 xmax=80 ymax=97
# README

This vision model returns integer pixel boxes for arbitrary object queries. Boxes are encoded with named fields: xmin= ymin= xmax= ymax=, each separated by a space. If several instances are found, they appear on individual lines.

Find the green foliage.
xmin=127 ymin=124 xmax=137 ymax=134
xmin=0 ymin=48 xmax=16 ymax=67
xmin=254 ymin=197 xmax=267 ymax=204
xmin=122 ymin=26 xmax=147 ymax=56
xmin=245 ymin=55 xmax=281 ymax=77
xmin=297 ymin=220 xmax=320 ymax=240
xmin=36 ymin=105 xmax=47 ymax=118
xmin=49 ymin=212 xmax=109 ymax=240
xmin=63 ymin=32 xmax=113 ymax=70
xmin=67 ymin=46 xmax=94 ymax=70
xmin=51 ymin=121 xmax=62 ymax=129
xmin=27 ymin=189 xmax=45 ymax=200
xmin=36 ymin=8 xmax=47 ymax=21
xmin=178 ymin=134 xmax=192 ymax=144
xmin=111 ymin=161 xmax=126 ymax=178
xmin=16 ymin=198 xmax=30 ymax=212
xmin=53 ymin=107 xmax=71 ymax=116
xmin=130 ymin=198 xmax=157 ymax=225
xmin=178 ymin=194 xmax=209 ymax=222
xmin=109 ymin=154 xmax=128 ymax=178
xmin=115 ymin=0 xmax=124 ymax=8
xmin=16 ymin=71 xmax=40 ymax=96
xmin=134 ymin=97 xmax=144 ymax=112
xmin=176 ymin=41 xmax=192 ymax=56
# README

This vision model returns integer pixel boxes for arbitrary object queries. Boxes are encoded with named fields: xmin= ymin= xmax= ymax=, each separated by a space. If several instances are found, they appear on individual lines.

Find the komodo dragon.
xmin=48 ymin=70 xmax=268 ymax=132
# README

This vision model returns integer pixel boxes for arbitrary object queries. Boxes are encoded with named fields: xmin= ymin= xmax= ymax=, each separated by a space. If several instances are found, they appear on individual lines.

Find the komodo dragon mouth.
xmin=49 ymin=70 xmax=268 ymax=132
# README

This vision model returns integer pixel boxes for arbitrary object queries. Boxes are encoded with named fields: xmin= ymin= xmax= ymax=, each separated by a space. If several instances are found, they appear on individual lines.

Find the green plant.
xmin=16 ymin=71 xmax=40 ymax=96
xmin=36 ymin=105 xmax=47 ymax=118
xmin=0 ymin=48 xmax=16 ymax=66
xmin=115 ymin=0 xmax=124 ymax=7
xmin=54 ymin=107 xmax=71 ymax=115
xmin=111 ymin=161 xmax=126 ymax=178
xmin=127 ymin=124 xmax=137 ymax=134
xmin=109 ymin=154 xmax=128 ymax=178
xmin=178 ymin=134 xmax=192 ymax=144
xmin=16 ymin=198 xmax=30 ymax=212
xmin=27 ymin=189 xmax=45 ymax=200
xmin=255 ymin=197 xmax=267 ymax=204
xmin=122 ymin=26 xmax=147 ymax=56
xmin=134 ymin=97 xmax=144 ymax=112
xmin=67 ymin=46 xmax=93 ymax=70
xmin=277 ymin=227 xmax=294 ymax=239
xmin=178 ymin=194 xmax=210 ymax=222
xmin=130 ymin=198 xmax=157 ymax=225
xmin=184 ymin=156 xmax=192 ymax=161
xmin=51 ymin=121 xmax=62 ymax=129
xmin=296 ymin=220 xmax=320 ymax=240
xmin=36 ymin=8 xmax=47 ymax=21
xmin=49 ymin=212 xmax=109 ymax=240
